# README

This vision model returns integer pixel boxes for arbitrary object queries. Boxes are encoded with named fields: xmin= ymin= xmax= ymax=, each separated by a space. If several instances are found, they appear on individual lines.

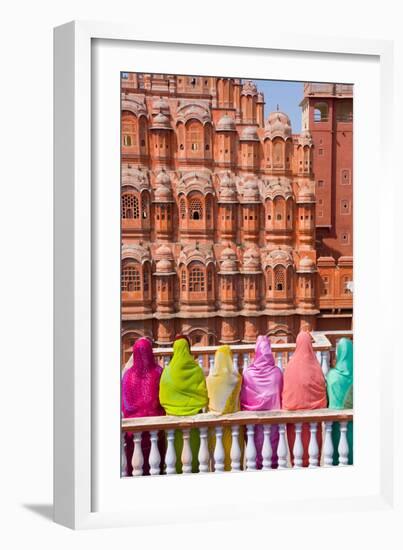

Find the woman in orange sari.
xmin=282 ymin=331 xmax=327 ymax=467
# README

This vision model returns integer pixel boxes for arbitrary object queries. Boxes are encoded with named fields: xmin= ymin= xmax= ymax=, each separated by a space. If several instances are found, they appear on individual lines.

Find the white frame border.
xmin=54 ymin=20 xmax=397 ymax=530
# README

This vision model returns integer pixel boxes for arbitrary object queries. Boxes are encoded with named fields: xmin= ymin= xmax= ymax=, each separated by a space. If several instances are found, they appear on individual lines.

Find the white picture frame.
xmin=54 ymin=21 xmax=399 ymax=530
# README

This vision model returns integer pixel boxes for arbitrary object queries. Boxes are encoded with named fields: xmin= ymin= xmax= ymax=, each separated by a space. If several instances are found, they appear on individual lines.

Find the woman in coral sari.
xmin=282 ymin=331 xmax=327 ymax=467
xmin=159 ymin=336 xmax=208 ymax=473
xmin=241 ymin=335 xmax=283 ymax=468
xmin=326 ymin=338 xmax=353 ymax=465
xmin=121 ymin=337 xmax=165 ymax=476
xmin=206 ymin=345 xmax=242 ymax=471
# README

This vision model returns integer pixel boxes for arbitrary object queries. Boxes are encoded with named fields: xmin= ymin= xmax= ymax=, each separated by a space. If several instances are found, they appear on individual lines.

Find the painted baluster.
xmin=246 ymin=425 xmax=257 ymax=471
xmin=165 ymin=429 xmax=176 ymax=475
xmin=214 ymin=426 xmax=225 ymax=473
xmin=277 ymin=353 xmax=284 ymax=372
xmin=132 ymin=432 xmax=144 ymax=476
xmin=323 ymin=421 xmax=334 ymax=467
xmin=321 ymin=351 xmax=330 ymax=378
xmin=149 ymin=430 xmax=161 ymax=476
xmin=181 ymin=429 xmax=193 ymax=474
xmin=277 ymin=424 xmax=288 ymax=469
xmin=208 ymin=354 xmax=215 ymax=374
xmin=293 ymin=423 xmax=304 ymax=468
xmin=262 ymin=425 xmax=272 ymax=470
xmin=121 ymin=432 xmax=127 ymax=477
xmin=233 ymin=353 xmax=239 ymax=373
xmin=338 ymin=421 xmax=349 ymax=466
xmin=230 ymin=425 xmax=241 ymax=472
xmin=198 ymin=427 xmax=209 ymax=473
xmin=308 ymin=423 xmax=319 ymax=468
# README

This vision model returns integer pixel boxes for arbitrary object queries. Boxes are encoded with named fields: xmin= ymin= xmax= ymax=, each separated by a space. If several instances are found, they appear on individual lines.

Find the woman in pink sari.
xmin=121 ymin=337 xmax=165 ymax=475
xmin=241 ymin=335 xmax=283 ymax=468
xmin=282 ymin=331 xmax=327 ymax=467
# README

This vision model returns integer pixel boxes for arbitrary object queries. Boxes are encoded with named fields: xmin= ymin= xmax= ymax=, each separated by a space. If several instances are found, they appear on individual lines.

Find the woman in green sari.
xmin=159 ymin=337 xmax=208 ymax=473
xmin=326 ymin=338 xmax=353 ymax=465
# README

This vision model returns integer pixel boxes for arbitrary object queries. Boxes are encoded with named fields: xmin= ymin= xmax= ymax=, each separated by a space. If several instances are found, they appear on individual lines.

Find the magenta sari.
xmin=240 ymin=335 xmax=283 ymax=468
xmin=121 ymin=338 xmax=165 ymax=475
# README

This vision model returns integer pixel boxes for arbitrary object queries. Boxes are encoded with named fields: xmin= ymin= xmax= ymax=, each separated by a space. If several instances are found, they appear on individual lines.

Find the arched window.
xmin=267 ymin=268 xmax=273 ymax=291
xmin=189 ymin=196 xmax=203 ymax=220
xmin=313 ymin=102 xmax=329 ymax=122
xmin=121 ymin=264 xmax=141 ymax=292
xmin=121 ymin=193 xmax=139 ymax=219
xmin=143 ymin=264 xmax=150 ymax=293
xmin=141 ymin=193 xmax=149 ymax=219
xmin=138 ymin=116 xmax=148 ymax=153
xmin=274 ymin=266 xmax=285 ymax=291
xmin=189 ymin=264 xmax=205 ymax=292
xmin=186 ymin=120 xmax=203 ymax=154
xmin=179 ymin=197 xmax=186 ymax=220
xmin=207 ymin=268 xmax=213 ymax=292
xmin=181 ymin=269 xmax=187 ymax=291
xmin=121 ymin=111 xmax=137 ymax=148
xmin=273 ymin=140 xmax=283 ymax=166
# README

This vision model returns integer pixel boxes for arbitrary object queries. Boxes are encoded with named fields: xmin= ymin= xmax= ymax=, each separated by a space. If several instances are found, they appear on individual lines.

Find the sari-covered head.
xmin=282 ymin=331 xmax=327 ymax=410
xmin=159 ymin=337 xmax=208 ymax=416
xmin=206 ymin=345 xmax=241 ymax=414
xmin=241 ymin=335 xmax=283 ymax=411
xmin=121 ymin=337 xmax=164 ymax=418
xmin=173 ymin=333 xmax=191 ymax=348
xmin=326 ymin=338 xmax=353 ymax=409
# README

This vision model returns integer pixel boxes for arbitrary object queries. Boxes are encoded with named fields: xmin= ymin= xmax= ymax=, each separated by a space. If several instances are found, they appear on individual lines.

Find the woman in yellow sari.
xmin=206 ymin=345 xmax=242 ymax=471
xmin=159 ymin=337 xmax=208 ymax=473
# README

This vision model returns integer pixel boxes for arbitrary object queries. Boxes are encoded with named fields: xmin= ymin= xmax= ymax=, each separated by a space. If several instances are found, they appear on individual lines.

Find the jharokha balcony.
xmin=121 ymin=331 xmax=353 ymax=476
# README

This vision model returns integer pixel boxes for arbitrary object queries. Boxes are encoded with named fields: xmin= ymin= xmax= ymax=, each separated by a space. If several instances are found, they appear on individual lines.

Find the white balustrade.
xmin=198 ymin=427 xmax=209 ymax=473
xmin=277 ymin=353 xmax=284 ymax=372
xmin=181 ymin=429 xmax=193 ymax=473
xmin=208 ymin=354 xmax=214 ymax=374
xmin=277 ymin=424 xmax=288 ymax=469
xmin=165 ymin=429 xmax=176 ymax=475
xmin=262 ymin=425 xmax=272 ymax=470
xmin=132 ymin=432 xmax=144 ymax=476
xmin=243 ymin=353 xmax=250 ymax=371
xmin=163 ymin=356 xmax=169 ymax=368
xmin=293 ymin=423 xmax=304 ymax=468
xmin=338 ymin=421 xmax=349 ymax=466
xmin=149 ymin=430 xmax=161 ymax=475
xmin=321 ymin=351 xmax=330 ymax=378
xmin=230 ymin=425 xmax=241 ymax=471
xmin=245 ymin=425 xmax=257 ymax=471
xmin=198 ymin=355 xmax=203 ymax=369
xmin=316 ymin=351 xmax=322 ymax=365
xmin=308 ymin=423 xmax=319 ymax=468
xmin=323 ymin=421 xmax=334 ymax=467
xmin=233 ymin=353 xmax=239 ymax=373
xmin=121 ymin=432 xmax=127 ymax=477
xmin=214 ymin=426 xmax=225 ymax=472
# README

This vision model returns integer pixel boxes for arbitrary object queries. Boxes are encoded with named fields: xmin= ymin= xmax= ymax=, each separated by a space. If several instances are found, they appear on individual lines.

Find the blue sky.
xmin=252 ymin=80 xmax=304 ymax=133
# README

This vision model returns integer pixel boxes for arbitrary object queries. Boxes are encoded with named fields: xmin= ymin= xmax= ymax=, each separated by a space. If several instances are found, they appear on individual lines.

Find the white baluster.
xmin=323 ymin=421 xmax=334 ymax=467
xmin=208 ymin=354 xmax=214 ymax=374
xmin=181 ymin=429 xmax=193 ymax=474
xmin=233 ymin=353 xmax=239 ymax=373
xmin=243 ymin=353 xmax=249 ymax=372
xmin=277 ymin=424 xmax=288 ymax=469
xmin=165 ymin=429 xmax=176 ymax=475
xmin=163 ymin=356 xmax=169 ymax=368
xmin=338 ymin=421 xmax=349 ymax=466
xmin=246 ymin=425 xmax=257 ymax=471
xmin=214 ymin=426 xmax=225 ymax=473
xmin=198 ymin=355 xmax=203 ymax=370
xmin=321 ymin=351 xmax=330 ymax=378
xmin=262 ymin=425 xmax=272 ymax=470
xmin=230 ymin=425 xmax=241 ymax=472
xmin=132 ymin=432 xmax=144 ymax=476
xmin=316 ymin=351 xmax=322 ymax=365
xmin=198 ymin=427 xmax=209 ymax=473
xmin=293 ymin=423 xmax=304 ymax=468
xmin=277 ymin=353 xmax=284 ymax=372
xmin=121 ymin=433 xmax=127 ymax=477
xmin=308 ymin=423 xmax=319 ymax=468
xmin=149 ymin=430 xmax=161 ymax=475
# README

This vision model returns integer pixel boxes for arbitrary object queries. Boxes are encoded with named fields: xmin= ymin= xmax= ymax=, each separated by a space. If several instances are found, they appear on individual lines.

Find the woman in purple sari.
xmin=240 ymin=335 xmax=283 ymax=468
xmin=121 ymin=337 xmax=165 ymax=475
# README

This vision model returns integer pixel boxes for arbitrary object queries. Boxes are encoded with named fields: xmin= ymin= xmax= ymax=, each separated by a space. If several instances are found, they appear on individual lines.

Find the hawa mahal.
xmin=120 ymin=73 xmax=353 ymax=365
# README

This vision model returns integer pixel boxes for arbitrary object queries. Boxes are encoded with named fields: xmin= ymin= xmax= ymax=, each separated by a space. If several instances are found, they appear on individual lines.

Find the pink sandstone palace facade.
xmin=120 ymin=74 xmax=353 ymax=365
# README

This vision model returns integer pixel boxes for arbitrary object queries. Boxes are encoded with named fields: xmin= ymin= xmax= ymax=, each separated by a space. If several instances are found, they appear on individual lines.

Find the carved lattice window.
xmin=179 ymin=198 xmax=186 ymax=220
xmin=207 ymin=269 xmax=213 ymax=292
xmin=267 ymin=269 xmax=273 ymax=291
xmin=181 ymin=269 xmax=187 ymax=291
xmin=121 ymin=265 xmax=141 ymax=292
xmin=121 ymin=194 xmax=139 ymax=219
xmin=143 ymin=266 xmax=149 ymax=292
xmin=189 ymin=197 xmax=203 ymax=220
xmin=189 ymin=266 xmax=205 ymax=292
xmin=141 ymin=193 xmax=149 ymax=219
xmin=274 ymin=266 xmax=285 ymax=291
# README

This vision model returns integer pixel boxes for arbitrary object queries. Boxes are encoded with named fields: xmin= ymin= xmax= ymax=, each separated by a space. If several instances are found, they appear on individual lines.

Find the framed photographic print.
xmin=54 ymin=21 xmax=397 ymax=530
